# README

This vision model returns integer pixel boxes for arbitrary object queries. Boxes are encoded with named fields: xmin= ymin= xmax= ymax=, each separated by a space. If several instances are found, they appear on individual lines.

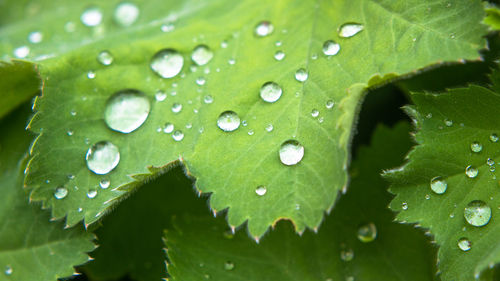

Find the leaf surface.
xmin=0 ymin=61 xmax=39 ymax=119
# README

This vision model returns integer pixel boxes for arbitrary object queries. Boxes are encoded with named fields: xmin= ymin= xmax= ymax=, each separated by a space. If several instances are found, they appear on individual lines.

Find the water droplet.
xmin=155 ymin=90 xmax=167 ymax=102
xmin=87 ymin=71 xmax=96 ymax=79
xmin=4 ymin=265 xmax=12 ymax=276
xmin=311 ymin=109 xmax=319 ymax=118
xmin=191 ymin=45 xmax=214 ymax=66
xmin=470 ymin=142 xmax=482 ymax=153
xmin=204 ymin=274 xmax=210 ymax=279
xmin=196 ymin=77 xmax=206 ymax=86
xmin=254 ymin=21 xmax=274 ymax=37
xmin=114 ymin=2 xmax=139 ymax=27
xmin=490 ymin=133 xmax=499 ymax=143
xmin=458 ymin=237 xmax=471 ymax=251
xmin=274 ymin=50 xmax=285 ymax=61
xmin=171 ymin=103 xmax=182 ymax=113
xmin=322 ymin=40 xmax=340 ymax=56
xmin=105 ymin=89 xmax=150 ymax=133
xmin=54 ymin=187 xmax=68 ymax=199
xmin=357 ymin=223 xmax=377 ymax=243
xmin=97 ymin=50 xmax=114 ymax=65
xmin=326 ymin=100 xmax=335 ymax=109
xmin=172 ymin=130 xmax=184 ymax=141
xmin=255 ymin=185 xmax=267 ymax=196
xmin=86 ymin=141 xmax=120 ymax=175
xmin=150 ymin=49 xmax=184 ymax=78
xmin=260 ymin=82 xmax=282 ymax=103
xmin=265 ymin=124 xmax=274 ymax=132
xmin=204 ymin=95 xmax=214 ymax=104
xmin=161 ymin=23 xmax=174 ymax=32
xmin=224 ymin=261 xmax=235 ymax=271
xmin=220 ymin=40 xmax=228 ymax=48
xmin=216 ymin=111 xmax=241 ymax=132
xmin=28 ymin=31 xmax=43 ymax=44
xmin=279 ymin=140 xmax=304 ymax=166
xmin=465 ymin=165 xmax=478 ymax=178
xmin=67 ymin=130 xmax=74 ymax=136
xmin=464 ymin=200 xmax=491 ymax=227
xmin=14 ymin=46 xmax=30 ymax=58
xmin=295 ymin=68 xmax=308 ymax=82
xmin=242 ymin=120 xmax=248 ymax=127
xmin=430 ymin=176 xmax=447 ymax=194
xmin=425 ymin=194 xmax=431 ymax=200
xmin=487 ymin=158 xmax=495 ymax=166
xmin=100 ymin=179 xmax=110 ymax=189
xmin=186 ymin=123 xmax=192 ymax=129
xmin=164 ymin=123 xmax=174 ymax=133
xmin=402 ymin=202 xmax=408 ymax=210
xmin=340 ymin=248 xmax=354 ymax=261
xmin=81 ymin=7 xmax=103 ymax=27
xmin=444 ymin=119 xmax=453 ymax=127
xmin=338 ymin=23 xmax=364 ymax=38
xmin=247 ymin=129 xmax=254 ymax=136
xmin=87 ymin=189 xmax=98 ymax=199
xmin=228 ymin=58 xmax=236 ymax=65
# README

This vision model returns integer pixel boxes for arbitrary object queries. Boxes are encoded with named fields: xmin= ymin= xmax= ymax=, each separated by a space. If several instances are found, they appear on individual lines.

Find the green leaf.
xmin=0 ymin=106 xmax=96 ymax=281
xmin=484 ymin=4 xmax=500 ymax=31
xmin=7 ymin=0 xmax=486 ymax=238
xmin=386 ymin=77 xmax=500 ymax=280
xmin=165 ymin=122 xmax=439 ymax=281
xmin=0 ymin=60 xmax=40 ymax=119
xmin=82 ymin=166 xmax=207 ymax=281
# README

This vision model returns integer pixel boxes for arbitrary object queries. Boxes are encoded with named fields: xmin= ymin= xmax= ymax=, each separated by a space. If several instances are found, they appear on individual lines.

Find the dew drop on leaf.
xmin=67 ymin=130 xmax=74 ymax=136
xmin=164 ymin=123 xmax=174 ymax=133
xmin=247 ymin=129 xmax=254 ymax=136
xmin=54 ymin=187 xmax=68 ymax=199
xmin=338 ymin=22 xmax=364 ymax=38
xmin=172 ymin=130 xmax=184 ymax=141
xmin=465 ymin=165 xmax=478 ymax=178
xmin=87 ymin=71 xmax=96 ymax=79
xmin=444 ymin=119 xmax=453 ymax=127
xmin=279 ymin=140 xmax=304 ymax=166
xmin=87 ymin=189 xmax=98 ymax=199
xmin=204 ymin=95 xmax=214 ymax=104
xmin=464 ymin=200 xmax=491 ymax=227
xmin=150 ymin=49 xmax=184 ymax=78
xmin=105 ymin=89 xmax=150 ymax=133
xmin=274 ymin=50 xmax=285 ymax=61
xmin=81 ymin=7 xmax=103 ymax=27
xmin=458 ymin=237 xmax=472 ymax=251
xmin=322 ymin=40 xmax=340 ymax=56
xmin=4 ymin=265 xmax=12 ymax=276
xmin=340 ymin=248 xmax=354 ymax=261
xmin=155 ymin=90 xmax=167 ymax=102
xmin=97 ymin=50 xmax=114 ymax=65
xmin=171 ymin=103 xmax=183 ymax=113
xmin=402 ymin=202 xmax=408 ymax=210
xmin=487 ymin=158 xmax=495 ymax=166
xmin=99 ymin=179 xmax=110 ymax=189
xmin=28 ymin=31 xmax=43 ymax=44
xmin=254 ymin=21 xmax=274 ymax=37
xmin=86 ymin=141 xmax=120 ymax=175
xmin=295 ymin=68 xmax=308 ymax=82
xmin=470 ymin=141 xmax=482 ymax=153
xmin=311 ymin=109 xmax=319 ymax=118
xmin=255 ymin=186 xmax=267 ymax=196
xmin=430 ymin=176 xmax=447 ymax=194
xmin=265 ymin=124 xmax=274 ymax=132
xmin=191 ymin=45 xmax=214 ymax=66
xmin=161 ymin=23 xmax=174 ymax=32
xmin=196 ymin=77 xmax=206 ymax=86
xmin=224 ymin=261 xmax=235 ymax=271
xmin=114 ymin=2 xmax=140 ymax=27
xmin=490 ymin=133 xmax=499 ymax=143
xmin=357 ymin=222 xmax=377 ymax=243
xmin=14 ymin=46 xmax=29 ymax=58
xmin=326 ymin=100 xmax=335 ymax=109
xmin=259 ymin=82 xmax=282 ymax=103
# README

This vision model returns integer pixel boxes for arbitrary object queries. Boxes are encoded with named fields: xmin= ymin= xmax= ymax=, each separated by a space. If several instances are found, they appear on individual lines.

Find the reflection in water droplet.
xmin=470 ymin=142 xmax=482 ymax=153
xmin=28 ymin=31 xmax=43 ymax=44
xmin=81 ymin=7 xmax=103 ymax=27
xmin=490 ymin=133 xmax=499 ymax=143
xmin=171 ymin=103 xmax=182 ymax=113
xmin=340 ymin=248 xmax=354 ymax=261
xmin=100 ymin=179 xmax=110 ymax=189
xmin=105 ymin=89 xmax=150 ymax=133
xmin=4 ymin=265 xmax=12 ymax=276
xmin=295 ymin=68 xmax=308 ymax=82
xmin=326 ymin=100 xmax=335 ymax=109
xmin=14 ymin=46 xmax=30 ymax=58
xmin=97 ymin=50 xmax=114 ymax=65
xmin=86 ymin=141 xmax=120 ymax=175
xmin=191 ymin=45 xmax=214 ymax=66
xmin=204 ymin=95 xmax=214 ymax=104
xmin=458 ymin=237 xmax=472 ymax=251
xmin=260 ymin=82 xmax=282 ymax=103
xmin=255 ymin=186 xmax=267 ymax=196
xmin=224 ymin=261 xmax=235 ymax=271
xmin=164 ymin=123 xmax=174 ymax=133
xmin=430 ymin=176 xmax=447 ymax=194
xmin=254 ymin=21 xmax=274 ymax=37
xmin=465 ymin=165 xmax=478 ymax=178
xmin=87 ymin=189 xmax=98 ymax=199
xmin=464 ymin=200 xmax=491 ymax=227
xmin=322 ymin=40 xmax=340 ymax=56
xmin=114 ymin=2 xmax=140 ymax=27
xmin=338 ymin=23 xmax=364 ymax=38
xmin=172 ymin=130 xmax=184 ymax=141
xmin=150 ymin=49 xmax=184 ymax=78
xmin=54 ymin=187 xmax=68 ymax=199
xmin=217 ymin=111 xmax=241 ymax=132
xmin=357 ymin=223 xmax=377 ymax=243
xmin=279 ymin=140 xmax=304 ymax=166
xmin=274 ymin=50 xmax=285 ymax=61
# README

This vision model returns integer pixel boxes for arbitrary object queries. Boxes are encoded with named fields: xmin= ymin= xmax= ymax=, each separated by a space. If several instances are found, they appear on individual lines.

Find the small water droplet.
xmin=259 ymin=82 xmax=282 ymax=103
xmin=444 ymin=119 xmax=453 ymax=127
xmin=150 ymin=49 xmax=184 ymax=78
xmin=295 ymin=68 xmax=308 ymax=82
xmin=87 ymin=71 xmax=96 ymax=79
xmin=487 ymin=158 xmax=495 ymax=166
xmin=464 ymin=200 xmax=491 ymax=227
xmin=425 ymin=194 xmax=431 ymax=200
xmin=311 ymin=109 xmax=319 ymax=118
xmin=322 ymin=40 xmax=340 ymax=56
xmin=279 ymin=140 xmax=304 ymax=166
xmin=191 ymin=45 xmax=214 ymax=66
xmin=164 ymin=123 xmax=174 ymax=133
xmin=255 ymin=185 xmax=267 ymax=196
xmin=274 ymin=50 xmax=285 ymax=61
xmin=465 ymin=165 xmax=478 ymax=178
xmin=254 ymin=21 xmax=274 ymax=37
xmin=326 ymin=100 xmax=335 ymax=109
xmin=155 ymin=90 xmax=167 ymax=102
xmin=204 ymin=95 xmax=214 ymax=104
xmin=186 ymin=123 xmax=192 ymax=129
xmin=4 ymin=265 xmax=12 ymax=276
xmin=457 ymin=237 xmax=471 ymax=251
xmin=86 ymin=141 xmax=120 ymax=175
xmin=54 ymin=187 xmax=68 ymax=199
xmin=67 ymin=130 xmax=74 ymax=136
xmin=114 ymin=2 xmax=139 ymax=27
xmin=265 ymin=124 xmax=274 ymax=132
xmin=28 ymin=31 xmax=43 ymax=44
xmin=430 ymin=176 xmax=447 ymax=194
xmin=247 ymin=129 xmax=254 ymax=136
xmin=224 ymin=261 xmax=235 ymax=271
xmin=338 ymin=22 xmax=364 ymax=38
xmin=402 ymin=202 xmax=408 ymax=210
xmin=105 ymin=89 xmax=150 ymax=133
xmin=228 ymin=58 xmax=236 ymax=65
xmin=161 ymin=23 xmax=174 ymax=32
xmin=172 ymin=130 xmax=184 ymax=141
xmin=490 ymin=133 xmax=499 ymax=143
xmin=357 ymin=223 xmax=377 ymax=243
xmin=470 ymin=142 xmax=482 ymax=153
xmin=97 ymin=50 xmax=114 ymax=65
xmin=340 ymin=248 xmax=354 ymax=261
xmin=14 ymin=46 xmax=29 ymax=58
xmin=171 ymin=103 xmax=182 ymax=113
xmin=81 ymin=7 xmax=103 ymax=27
xmin=196 ymin=77 xmax=206 ymax=86
xmin=87 ymin=189 xmax=98 ymax=199
xmin=100 ymin=179 xmax=110 ymax=189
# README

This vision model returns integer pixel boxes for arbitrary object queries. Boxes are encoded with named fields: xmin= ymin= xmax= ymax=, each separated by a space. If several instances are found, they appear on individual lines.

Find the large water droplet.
xmin=340 ymin=248 xmax=354 ymax=261
xmin=172 ymin=130 xmax=184 ymax=141
xmin=295 ymin=68 xmax=308 ymax=82
xmin=458 ymin=237 xmax=472 ymax=251
xmin=254 ymin=21 xmax=274 ymax=37
xmin=338 ymin=23 xmax=364 ymax=38
xmin=191 ymin=45 xmax=214 ymax=66
xmin=464 ymin=200 xmax=491 ymax=227
xmin=86 ymin=141 xmax=120 ymax=175
xmin=217 ymin=111 xmax=241 ymax=132
xmin=430 ymin=176 xmax=447 ymax=194
xmin=105 ymin=89 xmax=151 ymax=133
xmin=28 ymin=31 xmax=43 ymax=44
xmin=322 ymin=40 xmax=340 ymax=56
xmin=255 ymin=185 xmax=267 ymax=196
xmin=54 ymin=187 xmax=68 ymax=199
xmin=465 ymin=165 xmax=478 ymax=178
xmin=260 ymin=82 xmax=282 ymax=103
xmin=150 ymin=49 xmax=184 ymax=78
xmin=4 ymin=265 xmax=12 ymax=276
xmin=114 ymin=2 xmax=139 ymax=27
xmin=87 ymin=189 xmax=98 ymax=199
xmin=357 ymin=223 xmax=377 ymax=243
xmin=224 ymin=261 xmax=235 ymax=271
xmin=81 ymin=7 xmax=103 ymax=27
xmin=279 ymin=140 xmax=304 ymax=166
xmin=100 ymin=179 xmax=110 ymax=189
xmin=97 ymin=50 xmax=114 ymax=65
xmin=470 ymin=141 xmax=483 ymax=153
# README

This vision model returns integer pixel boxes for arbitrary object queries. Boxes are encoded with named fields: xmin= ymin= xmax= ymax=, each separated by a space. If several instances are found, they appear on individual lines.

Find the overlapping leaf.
xmin=0 ymin=61 xmax=39 ymax=119
xmin=0 ymin=0 xmax=487 ymax=237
